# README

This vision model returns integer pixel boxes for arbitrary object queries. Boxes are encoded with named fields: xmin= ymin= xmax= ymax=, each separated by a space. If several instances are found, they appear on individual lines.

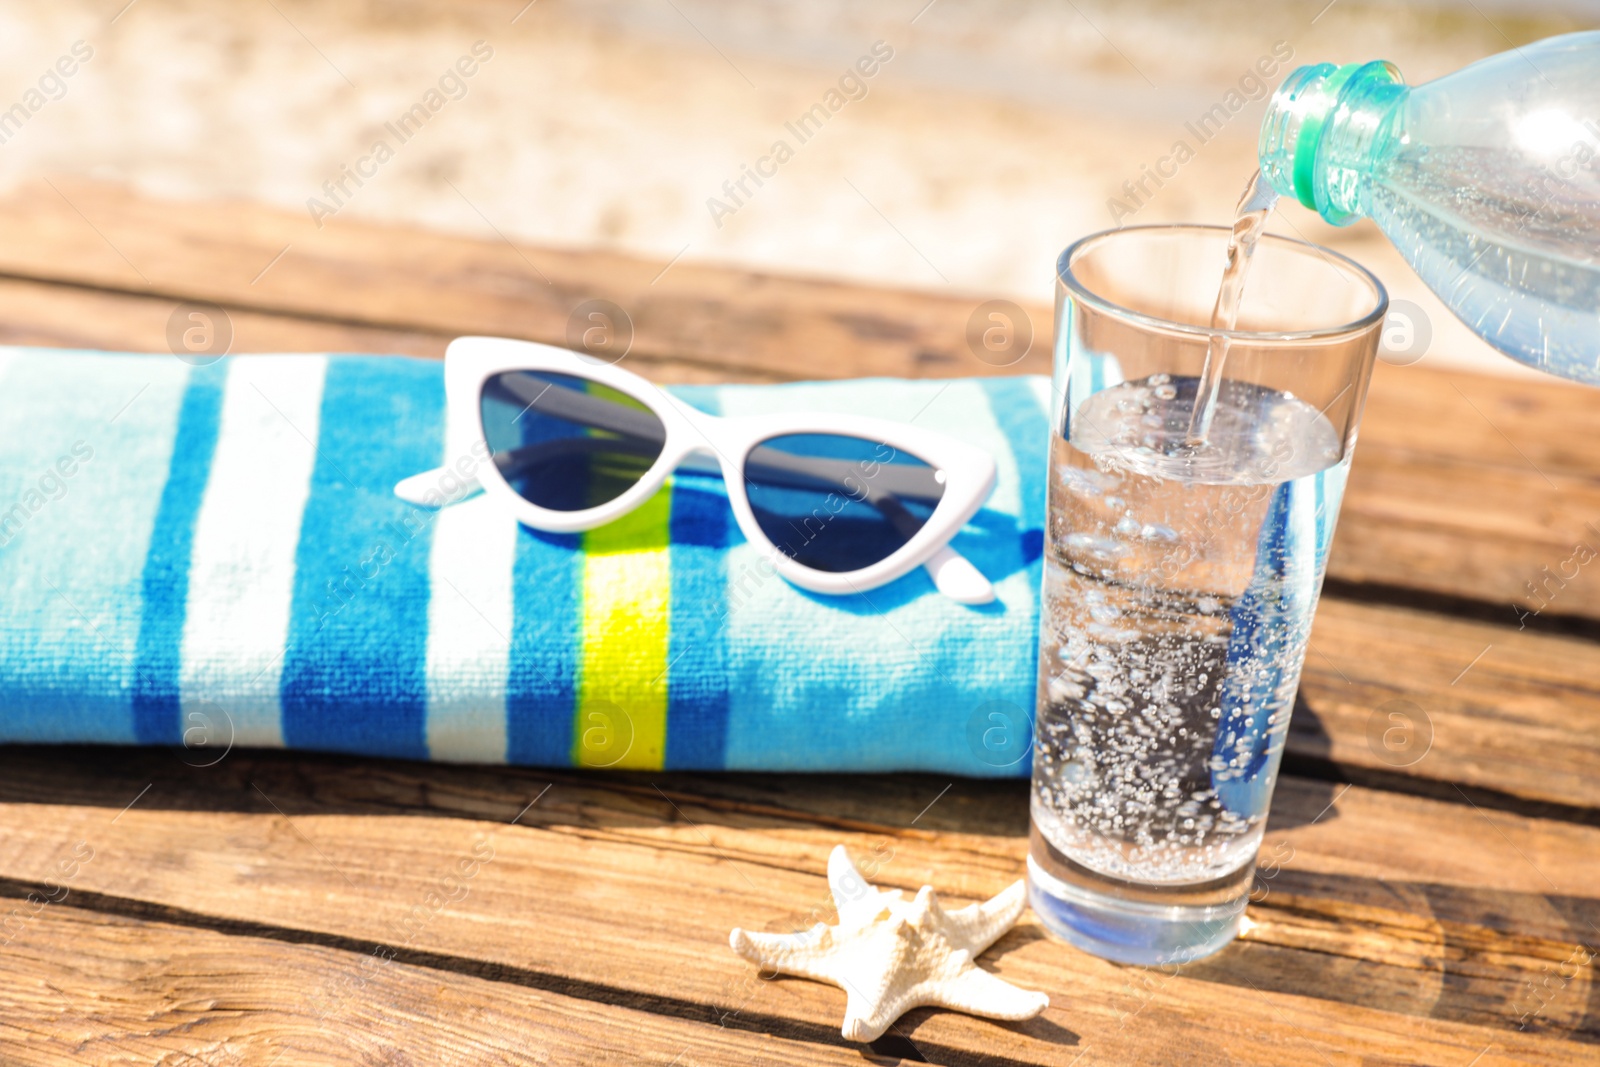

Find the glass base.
xmin=1027 ymin=853 xmax=1247 ymax=967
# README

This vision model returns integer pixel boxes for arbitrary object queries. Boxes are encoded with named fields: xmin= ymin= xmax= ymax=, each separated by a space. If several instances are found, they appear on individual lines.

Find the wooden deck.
xmin=0 ymin=180 xmax=1596 ymax=1066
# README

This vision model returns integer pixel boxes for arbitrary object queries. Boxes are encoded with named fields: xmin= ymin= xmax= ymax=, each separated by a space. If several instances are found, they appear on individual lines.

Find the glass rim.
xmin=1058 ymin=223 xmax=1390 ymax=344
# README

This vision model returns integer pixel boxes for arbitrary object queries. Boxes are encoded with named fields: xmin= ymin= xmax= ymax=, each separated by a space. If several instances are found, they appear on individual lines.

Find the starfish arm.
xmin=942 ymin=879 xmax=1028 ymax=954
xmin=828 ymin=845 xmax=896 ymax=929
xmin=930 ymin=965 xmax=1049 ymax=1022
xmin=838 ymin=978 xmax=922 ymax=1043
xmin=729 ymin=924 xmax=842 ymax=984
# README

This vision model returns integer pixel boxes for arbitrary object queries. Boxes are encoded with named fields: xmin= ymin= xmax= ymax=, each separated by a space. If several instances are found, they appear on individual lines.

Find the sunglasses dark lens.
xmin=480 ymin=371 xmax=665 ymax=512
xmin=743 ymin=433 xmax=945 ymax=574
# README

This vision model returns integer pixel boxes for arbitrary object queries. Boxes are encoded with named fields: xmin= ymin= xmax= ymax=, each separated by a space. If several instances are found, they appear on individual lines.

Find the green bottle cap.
xmin=1286 ymin=60 xmax=1405 ymax=217
xmin=1290 ymin=62 xmax=1362 ymax=212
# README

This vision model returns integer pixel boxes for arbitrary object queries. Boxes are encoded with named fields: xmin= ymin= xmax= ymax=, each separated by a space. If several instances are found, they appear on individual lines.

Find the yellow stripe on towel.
xmin=573 ymin=484 xmax=672 ymax=769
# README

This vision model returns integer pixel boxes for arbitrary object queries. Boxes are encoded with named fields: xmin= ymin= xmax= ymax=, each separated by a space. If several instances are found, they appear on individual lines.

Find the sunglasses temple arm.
xmin=861 ymin=488 xmax=993 ymax=605
xmin=393 ymin=467 xmax=484 ymax=508
xmin=922 ymin=545 xmax=995 ymax=605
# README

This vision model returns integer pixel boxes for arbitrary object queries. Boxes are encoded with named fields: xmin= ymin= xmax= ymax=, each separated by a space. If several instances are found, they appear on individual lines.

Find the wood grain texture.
xmin=0 ymin=747 xmax=1594 ymax=1064
xmin=1296 ymin=598 xmax=1600 ymax=810
xmin=1340 ymin=361 xmax=1600 ymax=621
xmin=0 ymin=275 xmax=452 ymax=359
xmin=0 ymin=179 xmax=1040 ymax=383
xmin=1361 ymin=361 xmax=1600 ymax=485
xmin=0 ymin=276 xmax=790 ymax=385
xmin=0 ymin=902 xmax=871 ymax=1067
xmin=1334 ymin=403 xmax=1600 ymax=624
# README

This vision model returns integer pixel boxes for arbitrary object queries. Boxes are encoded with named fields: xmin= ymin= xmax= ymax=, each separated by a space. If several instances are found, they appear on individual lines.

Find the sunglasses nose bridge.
xmin=651 ymin=399 xmax=737 ymax=484
xmin=662 ymin=398 xmax=738 ymax=457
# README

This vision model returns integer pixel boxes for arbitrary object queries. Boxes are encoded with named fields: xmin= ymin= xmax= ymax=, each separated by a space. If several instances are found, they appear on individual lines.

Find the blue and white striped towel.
xmin=0 ymin=348 xmax=1050 ymax=776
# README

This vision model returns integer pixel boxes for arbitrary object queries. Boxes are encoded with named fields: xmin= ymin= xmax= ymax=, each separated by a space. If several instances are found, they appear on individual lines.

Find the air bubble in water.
xmin=1065 ymin=533 xmax=1130 ymax=562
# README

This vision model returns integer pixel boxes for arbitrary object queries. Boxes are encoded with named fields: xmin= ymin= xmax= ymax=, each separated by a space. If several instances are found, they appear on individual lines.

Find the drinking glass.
xmin=1028 ymin=224 xmax=1387 ymax=964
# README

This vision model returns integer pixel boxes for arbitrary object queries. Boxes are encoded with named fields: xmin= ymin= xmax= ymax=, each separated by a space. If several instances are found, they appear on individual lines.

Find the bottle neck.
xmin=1259 ymin=61 xmax=1409 ymax=225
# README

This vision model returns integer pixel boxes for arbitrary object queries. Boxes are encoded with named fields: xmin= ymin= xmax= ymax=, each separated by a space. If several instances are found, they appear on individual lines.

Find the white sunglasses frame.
xmin=395 ymin=336 xmax=998 ymax=604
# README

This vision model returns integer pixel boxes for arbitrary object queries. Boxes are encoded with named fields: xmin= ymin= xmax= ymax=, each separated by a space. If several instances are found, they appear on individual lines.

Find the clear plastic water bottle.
xmin=1258 ymin=32 xmax=1600 ymax=384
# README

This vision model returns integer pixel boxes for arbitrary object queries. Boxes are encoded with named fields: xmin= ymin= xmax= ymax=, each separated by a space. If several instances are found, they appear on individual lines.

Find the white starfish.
xmin=729 ymin=845 xmax=1048 ymax=1042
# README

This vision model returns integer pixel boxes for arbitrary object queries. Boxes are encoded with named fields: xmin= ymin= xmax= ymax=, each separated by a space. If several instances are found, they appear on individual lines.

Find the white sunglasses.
xmin=394 ymin=337 xmax=998 ymax=604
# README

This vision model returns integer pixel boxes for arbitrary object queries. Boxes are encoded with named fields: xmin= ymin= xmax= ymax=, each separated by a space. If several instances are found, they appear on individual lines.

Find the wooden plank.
xmin=0 ymin=748 xmax=1593 ymax=1064
xmin=1362 ymin=360 xmax=1600 ymax=486
xmin=0 ymin=178 xmax=1042 ymax=383
xmin=0 ymin=901 xmax=870 ymax=1067
xmin=0 ymin=180 xmax=1593 ymax=620
xmin=0 ymin=276 xmax=786 ymax=385
xmin=1296 ymin=598 xmax=1600 ymax=811
xmin=0 ymin=275 xmax=451 ymax=359
xmin=1339 ymin=362 xmax=1600 ymax=622
xmin=1335 ymin=368 xmax=1600 ymax=624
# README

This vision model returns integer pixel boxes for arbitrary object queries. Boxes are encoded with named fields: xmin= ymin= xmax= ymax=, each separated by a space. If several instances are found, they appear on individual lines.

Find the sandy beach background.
xmin=0 ymin=0 xmax=1592 ymax=375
